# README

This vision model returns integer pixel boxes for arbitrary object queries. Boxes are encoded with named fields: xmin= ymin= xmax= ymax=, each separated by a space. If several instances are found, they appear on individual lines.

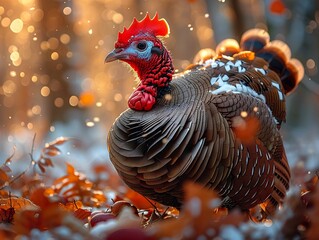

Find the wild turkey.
xmin=105 ymin=13 xmax=304 ymax=215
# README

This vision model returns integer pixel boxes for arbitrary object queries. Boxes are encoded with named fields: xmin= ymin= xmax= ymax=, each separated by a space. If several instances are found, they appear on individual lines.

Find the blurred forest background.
xmin=0 ymin=0 xmax=318 ymax=171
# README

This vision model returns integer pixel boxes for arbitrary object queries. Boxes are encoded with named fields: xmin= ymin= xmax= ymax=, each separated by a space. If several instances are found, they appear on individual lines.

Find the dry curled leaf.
xmin=0 ymin=196 xmax=38 ymax=224
xmin=0 ymin=196 xmax=39 ymax=212
xmin=0 ymin=207 xmax=15 ymax=224
xmin=148 ymin=182 xmax=246 ymax=239
xmin=125 ymin=189 xmax=159 ymax=210
xmin=73 ymin=208 xmax=91 ymax=223
xmin=0 ymin=169 xmax=9 ymax=187
xmin=46 ymin=163 xmax=107 ymax=207
xmin=33 ymin=137 xmax=70 ymax=173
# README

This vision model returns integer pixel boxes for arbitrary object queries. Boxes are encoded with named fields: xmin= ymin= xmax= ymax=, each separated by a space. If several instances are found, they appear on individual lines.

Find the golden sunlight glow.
xmin=113 ymin=93 xmax=123 ymax=102
xmin=2 ymin=80 xmax=17 ymax=96
xmin=31 ymin=105 xmax=42 ymax=115
xmin=27 ymin=122 xmax=33 ymax=130
xmin=0 ymin=6 xmax=4 ymax=15
xmin=86 ymin=121 xmax=95 ymax=127
xmin=79 ymin=92 xmax=95 ymax=107
xmin=41 ymin=86 xmax=50 ymax=97
xmin=54 ymin=98 xmax=64 ymax=108
xmin=27 ymin=25 xmax=35 ymax=32
xmin=31 ymin=9 xmax=44 ymax=22
xmin=9 ymin=71 xmax=17 ymax=77
xmin=31 ymin=75 xmax=38 ymax=82
xmin=18 ymin=0 xmax=34 ymax=5
xmin=10 ymin=18 xmax=24 ymax=33
xmin=306 ymin=58 xmax=316 ymax=69
xmin=60 ymin=34 xmax=71 ymax=44
xmin=40 ymin=41 xmax=50 ymax=50
xmin=48 ymin=37 xmax=59 ymax=49
xmin=1 ymin=17 xmax=11 ymax=27
xmin=112 ymin=13 xmax=123 ymax=24
xmin=51 ymin=52 xmax=59 ymax=60
xmin=21 ymin=11 xmax=31 ymax=22
xmin=69 ymin=96 xmax=79 ymax=107
xmin=66 ymin=51 xmax=73 ymax=58
xmin=10 ymin=51 xmax=20 ymax=62
xmin=240 ymin=111 xmax=248 ymax=118
xmin=63 ymin=7 xmax=72 ymax=15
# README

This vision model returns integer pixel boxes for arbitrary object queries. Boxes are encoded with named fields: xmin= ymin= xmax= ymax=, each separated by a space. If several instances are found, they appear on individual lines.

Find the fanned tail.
xmin=206 ymin=28 xmax=304 ymax=95
xmin=240 ymin=28 xmax=304 ymax=94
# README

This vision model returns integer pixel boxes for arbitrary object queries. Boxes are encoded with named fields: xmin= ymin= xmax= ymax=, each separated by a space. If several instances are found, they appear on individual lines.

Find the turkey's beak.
xmin=105 ymin=48 xmax=128 ymax=63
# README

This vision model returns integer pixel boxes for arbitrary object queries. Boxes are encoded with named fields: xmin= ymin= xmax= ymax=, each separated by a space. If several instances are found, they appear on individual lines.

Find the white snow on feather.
xmin=271 ymin=82 xmax=284 ymax=101
xmin=210 ymin=81 xmax=266 ymax=103
xmin=278 ymin=90 xmax=284 ymax=100
xmin=222 ymin=75 xmax=229 ymax=81
xmin=218 ymin=61 xmax=225 ymax=67
xmin=210 ymin=74 xmax=229 ymax=85
xmin=254 ymin=67 xmax=266 ymax=75
xmin=238 ymin=66 xmax=246 ymax=73
xmin=210 ymin=84 xmax=237 ymax=94
xmin=226 ymin=61 xmax=235 ymax=67
xmin=271 ymin=81 xmax=280 ymax=89
xmin=234 ymin=60 xmax=242 ymax=67
xmin=225 ymin=64 xmax=232 ymax=72
xmin=211 ymin=60 xmax=218 ymax=68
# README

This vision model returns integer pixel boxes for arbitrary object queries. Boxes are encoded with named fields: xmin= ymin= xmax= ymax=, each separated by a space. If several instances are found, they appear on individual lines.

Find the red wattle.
xmin=128 ymin=85 xmax=157 ymax=111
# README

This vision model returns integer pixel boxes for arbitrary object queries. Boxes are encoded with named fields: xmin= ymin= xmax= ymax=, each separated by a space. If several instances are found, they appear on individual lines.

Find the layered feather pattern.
xmin=107 ymin=27 xmax=304 ymax=215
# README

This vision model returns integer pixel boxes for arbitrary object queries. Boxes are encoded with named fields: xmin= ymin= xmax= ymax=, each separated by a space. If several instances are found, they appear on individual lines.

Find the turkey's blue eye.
xmin=137 ymin=42 xmax=147 ymax=51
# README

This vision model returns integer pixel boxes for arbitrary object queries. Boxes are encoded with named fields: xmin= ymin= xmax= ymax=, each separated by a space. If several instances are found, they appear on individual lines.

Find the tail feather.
xmin=240 ymin=28 xmax=270 ymax=53
xmin=216 ymin=38 xmax=240 ymax=56
xmin=192 ymin=28 xmax=304 ymax=94
xmin=240 ymin=28 xmax=304 ymax=94
xmin=281 ymin=58 xmax=304 ymax=94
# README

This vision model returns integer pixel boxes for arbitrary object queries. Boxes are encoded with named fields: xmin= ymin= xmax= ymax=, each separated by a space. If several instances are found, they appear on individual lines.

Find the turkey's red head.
xmin=105 ymin=13 xmax=174 ymax=111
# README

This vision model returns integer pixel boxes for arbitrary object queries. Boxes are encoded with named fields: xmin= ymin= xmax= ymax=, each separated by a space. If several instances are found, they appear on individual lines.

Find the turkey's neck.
xmin=128 ymin=50 xmax=174 ymax=111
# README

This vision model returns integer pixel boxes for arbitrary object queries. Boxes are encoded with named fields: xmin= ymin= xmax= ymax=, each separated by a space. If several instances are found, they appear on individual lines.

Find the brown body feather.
xmin=107 ymin=28 xmax=303 ymax=215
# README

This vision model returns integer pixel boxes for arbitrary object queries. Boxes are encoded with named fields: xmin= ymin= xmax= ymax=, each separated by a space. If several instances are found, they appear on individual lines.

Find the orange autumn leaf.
xmin=29 ymin=188 xmax=55 ymax=209
xmin=182 ymin=182 xmax=221 ymax=235
xmin=0 ymin=196 xmax=38 ymax=224
xmin=0 ymin=197 xmax=39 ymax=212
xmin=79 ymin=91 xmax=95 ymax=107
xmin=0 ymin=169 xmax=9 ymax=187
xmin=148 ymin=182 xmax=247 ymax=239
xmin=0 ymin=190 xmax=10 ymax=198
xmin=93 ymin=164 xmax=110 ymax=174
xmin=232 ymin=115 xmax=260 ymax=145
xmin=13 ymin=207 xmax=67 ymax=235
xmin=45 ymin=163 xmax=107 ymax=207
xmin=73 ymin=208 xmax=91 ymax=223
xmin=0 ymin=207 xmax=15 ymax=224
xmin=149 ymin=182 xmax=221 ymax=239
xmin=125 ymin=189 xmax=158 ymax=209
xmin=269 ymin=0 xmax=286 ymax=15
xmin=58 ymin=201 xmax=91 ymax=223
xmin=59 ymin=201 xmax=84 ymax=211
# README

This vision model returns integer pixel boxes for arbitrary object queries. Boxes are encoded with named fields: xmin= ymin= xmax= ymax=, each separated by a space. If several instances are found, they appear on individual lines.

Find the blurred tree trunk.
xmin=0 ymin=2 xmax=30 ymax=135
xmin=37 ymin=0 xmax=74 ymax=124
xmin=0 ymin=0 xmax=75 ymax=142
